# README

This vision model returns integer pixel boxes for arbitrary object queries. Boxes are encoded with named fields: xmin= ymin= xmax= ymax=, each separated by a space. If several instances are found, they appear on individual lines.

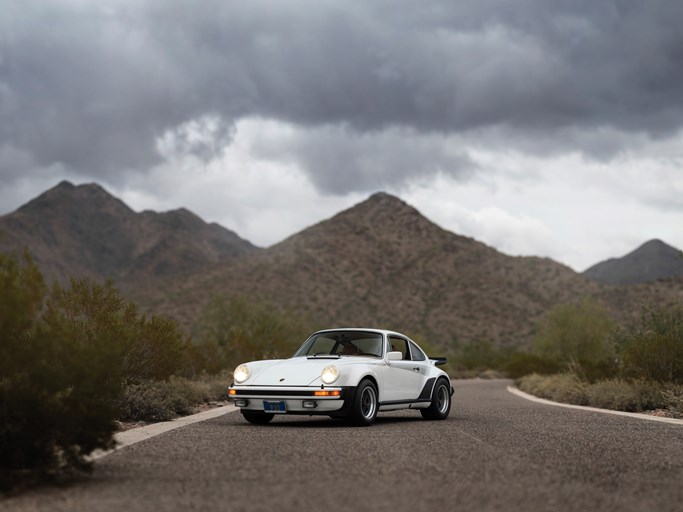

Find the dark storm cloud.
xmin=250 ymin=124 xmax=477 ymax=194
xmin=1 ymin=0 xmax=683 ymax=192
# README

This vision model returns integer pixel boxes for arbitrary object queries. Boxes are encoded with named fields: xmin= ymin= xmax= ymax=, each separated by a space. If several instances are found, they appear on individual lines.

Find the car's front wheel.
xmin=241 ymin=410 xmax=275 ymax=424
xmin=420 ymin=378 xmax=452 ymax=420
xmin=348 ymin=379 xmax=379 ymax=426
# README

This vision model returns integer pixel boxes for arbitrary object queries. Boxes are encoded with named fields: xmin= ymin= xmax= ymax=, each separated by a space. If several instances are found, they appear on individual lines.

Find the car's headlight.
xmin=321 ymin=365 xmax=339 ymax=385
xmin=233 ymin=364 xmax=251 ymax=383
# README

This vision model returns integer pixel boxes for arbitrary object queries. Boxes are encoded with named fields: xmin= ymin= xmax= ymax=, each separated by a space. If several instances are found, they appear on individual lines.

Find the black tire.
xmin=347 ymin=379 xmax=379 ymax=426
xmin=241 ymin=410 xmax=275 ymax=424
xmin=420 ymin=378 xmax=452 ymax=420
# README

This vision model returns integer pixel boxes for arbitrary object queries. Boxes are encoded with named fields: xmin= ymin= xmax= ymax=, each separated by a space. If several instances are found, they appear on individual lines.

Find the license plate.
xmin=263 ymin=400 xmax=287 ymax=413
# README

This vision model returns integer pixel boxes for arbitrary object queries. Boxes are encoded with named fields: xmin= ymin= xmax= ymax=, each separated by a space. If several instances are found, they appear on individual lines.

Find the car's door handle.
xmin=412 ymin=367 xmax=420 ymax=372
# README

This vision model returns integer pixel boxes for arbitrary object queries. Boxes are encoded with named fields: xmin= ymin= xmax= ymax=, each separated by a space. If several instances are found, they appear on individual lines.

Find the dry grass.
xmin=517 ymin=374 xmax=670 ymax=413
xmin=119 ymin=373 xmax=233 ymax=422
xmin=662 ymin=385 xmax=683 ymax=416
xmin=518 ymin=373 xmax=589 ymax=405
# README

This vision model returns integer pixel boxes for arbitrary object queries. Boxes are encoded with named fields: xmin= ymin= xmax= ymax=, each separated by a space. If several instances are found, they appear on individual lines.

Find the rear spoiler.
xmin=430 ymin=357 xmax=448 ymax=367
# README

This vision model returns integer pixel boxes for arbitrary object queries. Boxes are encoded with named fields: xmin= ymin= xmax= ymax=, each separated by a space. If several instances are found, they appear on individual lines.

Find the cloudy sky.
xmin=1 ymin=0 xmax=682 ymax=271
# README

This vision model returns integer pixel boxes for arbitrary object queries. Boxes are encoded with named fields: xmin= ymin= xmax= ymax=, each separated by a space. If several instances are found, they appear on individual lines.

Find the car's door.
xmin=381 ymin=336 xmax=431 ymax=403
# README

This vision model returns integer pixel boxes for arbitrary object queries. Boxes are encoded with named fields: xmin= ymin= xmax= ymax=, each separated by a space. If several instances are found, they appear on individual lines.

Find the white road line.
xmin=90 ymin=404 xmax=238 ymax=461
xmin=507 ymin=386 xmax=683 ymax=425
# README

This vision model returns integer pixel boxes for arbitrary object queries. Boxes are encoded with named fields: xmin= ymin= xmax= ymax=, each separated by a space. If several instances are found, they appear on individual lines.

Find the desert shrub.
xmin=615 ymin=302 xmax=683 ymax=384
xmin=120 ymin=382 xmax=186 ymax=422
xmin=516 ymin=372 xmax=546 ymax=393
xmin=119 ymin=377 xmax=215 ymax=422
xmin=533 ymin=298 xmax=616 ymax=379
xmin=193 ymin=295 xmax=313 ymax=372
xmin=43 ymin=278 xmax=190 ymax=384
xmin=518 ymin=374 xmax=667 ymax=412
xmin=449 ymin=339 xmax=559 ymax=379
xmin=662 ymin=386 xmax=683 ymax=416
xmin=0 ymin=250 xmax=192 ymax=490
xmin=478 ymin=369 xmax=505 ymax=379
xmin=518 ymin=373 xmax=589 ymax=405
xmin=0 ymin=253 xmax=117 ymax=489
xmin=199 ymin=372 xmax=234 ymax=401
xmin=584 ymin=379 xmax=664 ymax=412
xmin=123 ymin=315 xmax=190 ymax=383
xmin=456 ymin=339 xmax=502 ymax=371
xmin=503 ymin=352 xmax=562 ymax=379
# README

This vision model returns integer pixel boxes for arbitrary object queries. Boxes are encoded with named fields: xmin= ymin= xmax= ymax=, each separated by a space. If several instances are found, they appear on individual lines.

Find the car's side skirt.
xmin=378 ymin=399 xmax=431 ymax=411
xmin=377 ymin=377 xmax=436 ymax=410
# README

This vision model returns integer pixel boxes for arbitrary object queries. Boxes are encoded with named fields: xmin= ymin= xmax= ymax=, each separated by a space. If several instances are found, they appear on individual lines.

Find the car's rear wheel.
xmin=241 ymin=410 xmax=275 ymax=424
xmin=348 ymin=379 xmax=378 ymax=426
xmin=420 ymin=378 xmax=452 ymax=420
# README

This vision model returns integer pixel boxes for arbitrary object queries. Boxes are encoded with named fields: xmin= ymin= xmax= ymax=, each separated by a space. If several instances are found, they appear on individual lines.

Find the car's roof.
xmin=312 ymin=327 xmax=411 ymax=338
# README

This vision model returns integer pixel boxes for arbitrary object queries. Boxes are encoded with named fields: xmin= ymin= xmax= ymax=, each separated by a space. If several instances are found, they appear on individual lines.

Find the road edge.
xmin=89 ymin=404 xmax=239 ymax=461
xmin=507 ymin=385 xmax=683 ymax=425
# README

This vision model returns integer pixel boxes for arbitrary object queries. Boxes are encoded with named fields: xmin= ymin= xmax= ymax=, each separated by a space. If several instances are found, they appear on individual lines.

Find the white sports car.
xmin=228 ymin=328 xmax=453 ymax=426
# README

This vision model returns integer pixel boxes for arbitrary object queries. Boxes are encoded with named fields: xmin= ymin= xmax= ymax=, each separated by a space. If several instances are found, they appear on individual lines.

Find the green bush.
xmin=193 ymin=295 xmax=313 ymax=372
xmin=615 ymin=302 xmax=683 ymax=384
xmin=533 ymin=298 xmax=616 ymax=379
xmin=0 ymin=250 xmax=192 ymax=490
xmin=503 ymin=352 xmax=562 ymax=379
xmin=448 ymin=339 xmax=560 ymax=379
xmin=0 ymin=253 xmax=117 ymax=489
xmin=456 ymin=340 xmax=501 ymax=371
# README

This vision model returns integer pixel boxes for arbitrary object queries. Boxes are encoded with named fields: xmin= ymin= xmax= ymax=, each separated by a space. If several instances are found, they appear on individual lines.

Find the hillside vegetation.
xmin=136 ymin=192 xmax=683 ymax=349
xmin=516 ymin=299 xmax=683 ymax=416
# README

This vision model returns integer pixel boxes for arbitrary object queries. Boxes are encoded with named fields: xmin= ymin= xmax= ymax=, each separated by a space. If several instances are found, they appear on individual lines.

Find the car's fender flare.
xmin=428 ymin=376 xmax=454 ymax=400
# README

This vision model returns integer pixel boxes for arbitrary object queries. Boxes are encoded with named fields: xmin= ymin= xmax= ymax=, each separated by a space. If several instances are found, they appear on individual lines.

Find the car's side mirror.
xmin=431 ymin=357 xmax=448 ymax=366
xmin=387 ymin=351 xmax=403 ymax=361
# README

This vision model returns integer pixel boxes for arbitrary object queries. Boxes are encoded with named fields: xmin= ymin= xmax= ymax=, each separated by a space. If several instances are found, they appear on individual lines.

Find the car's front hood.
xmin=249 ymin=357 xmax=357 ymax=386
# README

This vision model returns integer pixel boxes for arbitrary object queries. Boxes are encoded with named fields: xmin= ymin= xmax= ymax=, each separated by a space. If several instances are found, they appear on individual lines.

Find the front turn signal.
xmin=313 ymin=390 xmax=341 ymax=397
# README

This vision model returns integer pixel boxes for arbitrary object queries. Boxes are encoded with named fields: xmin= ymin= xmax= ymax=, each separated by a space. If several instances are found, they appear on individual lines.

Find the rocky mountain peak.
xmin=17 ymin=180 xmax=132 ymax=218
xmin=583 ymin=238 xmax=683 ymax=284
xmin=0 ymin=181 xmax=257 ymax=284
xmin=337 ymin=192 xmax=439 ymax=234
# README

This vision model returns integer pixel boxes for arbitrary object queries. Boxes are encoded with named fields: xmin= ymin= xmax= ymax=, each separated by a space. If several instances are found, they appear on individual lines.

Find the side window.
xmin=389 ymin=336 xmax=410 ymax=360
xmin=409 ymin=341 xmax=426 ymax=361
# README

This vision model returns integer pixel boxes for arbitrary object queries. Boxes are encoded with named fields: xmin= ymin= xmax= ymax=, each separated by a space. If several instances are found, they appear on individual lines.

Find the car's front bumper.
xmin=228 ymin=385 xmax=354 ymax=415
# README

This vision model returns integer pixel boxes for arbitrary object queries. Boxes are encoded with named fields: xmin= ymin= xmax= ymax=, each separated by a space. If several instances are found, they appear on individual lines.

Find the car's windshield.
xmin=293 ymin=331 xmax=384 ymax=358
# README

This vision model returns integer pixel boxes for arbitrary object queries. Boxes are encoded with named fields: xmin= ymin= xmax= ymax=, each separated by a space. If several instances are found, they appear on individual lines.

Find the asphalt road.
xmin=3 ymin=379 xmax=682 ymax=512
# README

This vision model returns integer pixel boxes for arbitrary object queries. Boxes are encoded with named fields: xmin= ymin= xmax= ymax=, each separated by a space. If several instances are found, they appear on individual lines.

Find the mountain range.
xmin=0 ymin=181 xmax=257 ymax=285
xmin=1 ymin=181 xmax=681 ymax=347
